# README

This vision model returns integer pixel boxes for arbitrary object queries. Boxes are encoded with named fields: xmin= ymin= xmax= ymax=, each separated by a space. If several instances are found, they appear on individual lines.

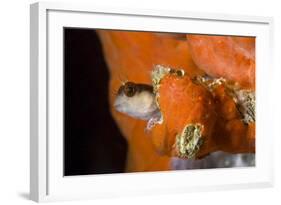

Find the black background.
xmin=64 ymin=28 xmax=128 ymax=175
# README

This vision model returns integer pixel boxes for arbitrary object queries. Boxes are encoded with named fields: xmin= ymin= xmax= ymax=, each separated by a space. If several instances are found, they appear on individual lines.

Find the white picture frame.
xmin=30 ymin=1 xmax=274 ymax=202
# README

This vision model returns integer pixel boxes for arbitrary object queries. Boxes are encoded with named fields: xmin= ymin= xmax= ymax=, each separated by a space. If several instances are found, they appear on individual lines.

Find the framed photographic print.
xmin=30 ymin=1 xmax=274 ymax=202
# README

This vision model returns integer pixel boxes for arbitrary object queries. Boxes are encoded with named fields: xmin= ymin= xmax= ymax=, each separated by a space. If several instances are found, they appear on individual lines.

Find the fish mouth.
xmin=113 ymin=101 xmax=124 ymax=112
xmin=113 ymin=102 xmax=121 ymax=110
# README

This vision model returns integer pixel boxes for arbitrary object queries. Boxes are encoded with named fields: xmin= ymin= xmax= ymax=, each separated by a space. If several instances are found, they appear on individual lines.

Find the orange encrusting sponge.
xmin=151 ymin=72 xmax=255 ymax=159
xmin=151 ymin=73 xmax=217 ymax=158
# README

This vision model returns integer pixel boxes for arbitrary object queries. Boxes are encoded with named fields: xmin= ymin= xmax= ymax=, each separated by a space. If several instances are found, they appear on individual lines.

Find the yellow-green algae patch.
xmin=192 ymin=75 xmax=226 ymax=91
xmin=175 ymin=123 xmax=204 ymax=159
xmin=234 ymin=89 xmax=255 ymax=124
xmin=151 ymin=65 xmax=172 ymax=93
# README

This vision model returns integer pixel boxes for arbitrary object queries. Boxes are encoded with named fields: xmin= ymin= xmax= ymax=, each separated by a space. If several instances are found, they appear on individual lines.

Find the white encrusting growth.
xmin=171 ymin=151 xmax=255 ymax=170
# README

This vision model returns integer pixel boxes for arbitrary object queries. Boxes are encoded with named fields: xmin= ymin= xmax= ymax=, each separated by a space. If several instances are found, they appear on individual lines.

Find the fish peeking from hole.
xmin=112 ymin=81 xmax=255 ymax=170
xmin=112 ymin=64 xmax=255 ymax=170
xmin=113 ymin=81 xmax=162 ymax=130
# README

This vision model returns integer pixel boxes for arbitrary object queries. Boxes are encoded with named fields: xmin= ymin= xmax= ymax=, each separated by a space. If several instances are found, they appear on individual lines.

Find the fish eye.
xmin=124 ymin=82 xmax=136 ymax=97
